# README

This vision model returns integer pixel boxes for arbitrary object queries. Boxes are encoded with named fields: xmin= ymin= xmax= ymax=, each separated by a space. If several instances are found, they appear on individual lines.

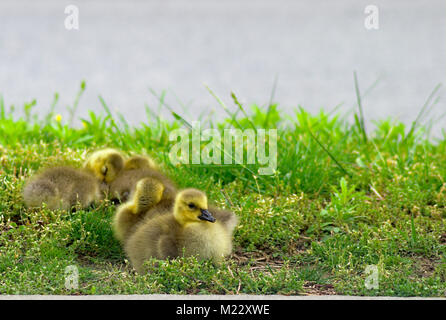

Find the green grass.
xmin=0 ymin=83 xmax=445 ymax=296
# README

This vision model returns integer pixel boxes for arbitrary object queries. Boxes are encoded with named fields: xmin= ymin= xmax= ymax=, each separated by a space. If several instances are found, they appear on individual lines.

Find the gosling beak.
xmin=198 ymin=209 xmax=216 ymax=223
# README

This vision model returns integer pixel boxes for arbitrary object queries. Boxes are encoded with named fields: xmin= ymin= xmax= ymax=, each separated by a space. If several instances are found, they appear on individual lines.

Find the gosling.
xmin=124 ymin=188 xmax=237 ymax=273
xmin=109 ymin=155 xmax=175 ymax=203
xmin=112 ymin=177 xmax=236 ymax=243
xmin=23 ymin=166 xmax=102 ymax=211
xmin=83 ymin=148 xmax=125 ymax=184
xmin=112 ymin=177 xmax=173 ymax=242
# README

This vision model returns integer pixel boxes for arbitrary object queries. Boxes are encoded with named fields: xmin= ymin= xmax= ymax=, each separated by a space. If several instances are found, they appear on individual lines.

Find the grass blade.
xmin=354 ymin=71 xmax=367 ymax=143
xmin=404 ymin=83 xmax=442 ymax=142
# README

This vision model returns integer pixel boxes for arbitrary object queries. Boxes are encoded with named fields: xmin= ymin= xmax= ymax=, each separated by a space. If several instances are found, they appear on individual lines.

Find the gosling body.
xmin=23 ymin=166 xmax=101 ymax=211
xmin=123 ymin=189 xmax=236 ymax=273
xmin=112 ymin=177 xmax=236 ymax=244
xmin=109 ymin=155 xmax=174 ymax=203
xmin=113 ymin=177 xmax=174 ymax=242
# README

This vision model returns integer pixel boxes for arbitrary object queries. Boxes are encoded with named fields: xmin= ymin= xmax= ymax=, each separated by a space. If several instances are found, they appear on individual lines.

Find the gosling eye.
xmin=188 ymin=203 xmax=196 ymax=210
xmin=101 ymin=166 xmax=108 ymax=175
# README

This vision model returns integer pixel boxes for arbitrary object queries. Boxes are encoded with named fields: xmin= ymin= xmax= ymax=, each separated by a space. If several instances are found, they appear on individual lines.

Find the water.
xmin=0 ymin=0 xmax=445 ymax=135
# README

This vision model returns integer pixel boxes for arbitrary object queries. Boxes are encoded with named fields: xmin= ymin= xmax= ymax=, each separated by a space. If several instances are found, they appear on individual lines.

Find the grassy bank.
xmin=0 ymin=85 xmax=445 ymax=296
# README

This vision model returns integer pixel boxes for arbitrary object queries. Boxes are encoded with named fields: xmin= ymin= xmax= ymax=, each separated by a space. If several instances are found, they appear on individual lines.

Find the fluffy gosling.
xmin=112 ymin=177 xmax=172 ymax=242
xmin=113 ymin=177 xmax=237 ymax=243
xmin=109 ymin=155 xmax=174 ymax=203
xmin=124 ymin=188 xmax=236 ymax=273
xmin=23 ymin=166 xmax=101 ymax=211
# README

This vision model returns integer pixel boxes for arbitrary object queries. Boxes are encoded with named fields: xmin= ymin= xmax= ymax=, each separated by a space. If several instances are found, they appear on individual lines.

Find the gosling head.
xmin=84 ymin=148 xmax=124 ymax=183
xmin=174 ymin=189 xmax=216 ymax=225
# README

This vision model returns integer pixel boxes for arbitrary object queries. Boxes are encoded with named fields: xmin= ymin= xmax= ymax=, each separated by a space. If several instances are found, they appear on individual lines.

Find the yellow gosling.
xmin=112 ymin=177 xmax=168 ymax=242
xmin=124 ymin=189 xmax=236 ymax=273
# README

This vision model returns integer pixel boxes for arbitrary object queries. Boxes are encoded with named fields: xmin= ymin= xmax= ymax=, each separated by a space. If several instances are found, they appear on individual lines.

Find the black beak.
xmin=199 ymin=209 xmax=216 ymax=223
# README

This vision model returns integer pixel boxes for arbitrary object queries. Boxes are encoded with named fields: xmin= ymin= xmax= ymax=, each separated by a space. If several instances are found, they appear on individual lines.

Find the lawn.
xmin=0 ymin=83 xmax=445 ymax=296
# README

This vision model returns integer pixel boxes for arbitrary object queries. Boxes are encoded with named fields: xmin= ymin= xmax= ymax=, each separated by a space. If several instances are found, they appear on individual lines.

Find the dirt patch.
xmin=231 ymin=249 xmax=286 ymax=271
xmin=76 ymin=254 xmax=98 ymax=267
xmin=302 ymin=282 xmax=336 ymax=295
xmin=412 ymin=257 xmax=438 ymax=278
